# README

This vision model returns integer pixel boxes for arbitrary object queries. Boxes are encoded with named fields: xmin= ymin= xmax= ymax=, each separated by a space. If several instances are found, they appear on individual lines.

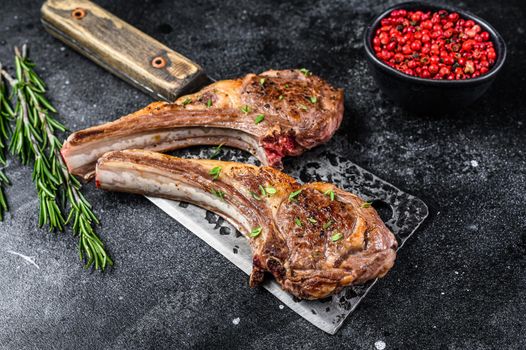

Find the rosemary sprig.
xmin=8 ymin=46 xmax=66 ymax=230
xmin=2 ymin=45 xmax=112 ymax=270
xmin=64 ymin=174 xmax=112 ymax=270
xmin=0 ymin=65 xmax=12 ymax=220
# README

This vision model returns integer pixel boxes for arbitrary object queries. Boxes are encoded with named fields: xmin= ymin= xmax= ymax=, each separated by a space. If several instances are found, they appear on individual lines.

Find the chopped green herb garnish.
xmin=249 ymin=226 xmax=262 ymax=238
xmin=294 ymin=218 xmax=302 ymax=227
xmin=308 ymin=217 xmax=317 ymax=224
xmin=259 ymin=185 xmax=266 ymax=197
xmin=210 ymin=188 xmax=225 ymax=201
xmin=284 ymin=84 xmax=289 ymax=88
xmin=206 ymin=99 xmax=212 ymax=108
xmin=265 ymin=186 xmax=277 ymax=195
xmin=361 ymin=201 xmax=372 ymax=208
xmin=324 ymin=189 xmax=335 ymax=201
xmin=323 ymin=220 xmax=333 ymax=230
xmin=310 ymin=96 xmax=317 ymax=104
xmin=331 ymin=232 xmax=343 ymax=242
xmin=254 ymin=114 xmax=265 ymax=124
xmin=299 ymin=68 xmax=312 ymax=76
xmin=257 ymin=185 xmax=277 ymax=197
xmin=210 ymin=143 xmax=223 ymax=159
xmin=250 ymin=191 xmax=261 ymax=201
xmin=182 ymin=98 xmax=192 ymax=106
xmin=209 ymin=166 xmax=222 ymax=180
xmin=240 ymin=105 xmax=251 ymax=114
xmin=259 ymin=78 xmax=266 ymax=86
xmin=278 ymin=95 xmax=284 ymax=101
xmin=299 ymin=104 xmax=308 ymax=111
xmin=288 ymin=189 xmax=302 ymax=202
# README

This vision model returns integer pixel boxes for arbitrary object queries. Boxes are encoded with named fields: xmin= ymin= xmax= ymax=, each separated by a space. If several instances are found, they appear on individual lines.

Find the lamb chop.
xmin=96 ymin=150 xmax=397 ymax=299
xmin=62 ymin=69 xmax=344 ymax=180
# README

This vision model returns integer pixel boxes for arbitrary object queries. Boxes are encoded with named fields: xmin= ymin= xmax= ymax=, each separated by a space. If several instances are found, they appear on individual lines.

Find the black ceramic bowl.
xmin=364 ymin=2 xmax=507 ymax=112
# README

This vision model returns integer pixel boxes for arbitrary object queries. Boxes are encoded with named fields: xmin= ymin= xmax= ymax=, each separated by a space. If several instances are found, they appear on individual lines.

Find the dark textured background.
xmin=0 ymin=0 xmax=524 ymax=349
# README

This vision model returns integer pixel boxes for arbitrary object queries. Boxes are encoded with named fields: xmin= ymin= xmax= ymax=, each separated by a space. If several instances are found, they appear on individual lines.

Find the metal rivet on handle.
xmin=71 ymin=8 xmax=87 ymax=19
xmin=151 ymin=56 xmax=167 ymax=69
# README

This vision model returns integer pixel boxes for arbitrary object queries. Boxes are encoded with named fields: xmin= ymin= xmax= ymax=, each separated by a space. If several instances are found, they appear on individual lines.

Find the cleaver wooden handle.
xmin=41 ymin=0 xmax=209 ymax=101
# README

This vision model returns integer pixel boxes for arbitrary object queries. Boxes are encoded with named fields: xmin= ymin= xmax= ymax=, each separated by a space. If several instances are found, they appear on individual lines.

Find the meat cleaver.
xmin=41 ymin=0 xmax=429 ymax=334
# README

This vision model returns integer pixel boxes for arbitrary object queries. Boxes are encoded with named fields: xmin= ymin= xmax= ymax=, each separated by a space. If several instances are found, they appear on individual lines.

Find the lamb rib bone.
xmin=62 ymin=69 xmax=344 ymax=180
xmin=95 ymin=149 xmax=397 ymax=300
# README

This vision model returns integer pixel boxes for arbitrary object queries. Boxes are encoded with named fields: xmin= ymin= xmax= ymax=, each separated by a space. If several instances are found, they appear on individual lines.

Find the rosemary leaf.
xmin=294 ymin=217 xmax=302 ymax=227
xmin=250 ymin=191 xmax=261 ymax=201
xmin=249 ymin=226 xmax=262 ymax=238
xmin=182 ymin=98 xmax=192 ymax=107
xmin=210 ymin=143 xmax=223 ymax=159
xmin=361 ymin=201 xmax=372 ymax=208
xmin=0 ymin=68 xmax=12 ymax=220
xmin=331 ymin=232 xmax=343 ymax=242
xmin=322 ymin=220 xmax=333 ymax=230
xmin=323 ymin=189 xmax=335 ymax=201
xmin=209 ymin=166 xmax=221 ymax=180
xmin=254 ymin=114 xmax=265 ymax=124
xmin=288 ymin=189 xmax=302 ymax=202
xmin=299 ymin=68 xmax=312 ymax=76
xmin=210 ymin=188 xmax=225 ymax=201
xmin=240 ymin=105 xmax=251 ymax=114
xmin=264 ymin=186 xmax=276 ymax=195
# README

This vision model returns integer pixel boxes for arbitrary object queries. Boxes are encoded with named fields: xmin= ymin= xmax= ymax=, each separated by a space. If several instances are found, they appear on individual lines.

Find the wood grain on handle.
xmin=41 ymin=0 xmax=209 ymax=101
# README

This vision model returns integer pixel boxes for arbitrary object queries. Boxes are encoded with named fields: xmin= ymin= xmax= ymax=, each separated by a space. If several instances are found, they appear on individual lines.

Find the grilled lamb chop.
xmin=96 ymin=150 xmax=397 ymax=299
xmin=62 ymin=69 xmax=344 ymax=180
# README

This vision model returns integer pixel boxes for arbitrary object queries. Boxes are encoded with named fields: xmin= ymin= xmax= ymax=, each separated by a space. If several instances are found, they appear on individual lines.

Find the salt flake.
xmin=375 ymin=340 xmax=386 ymax=350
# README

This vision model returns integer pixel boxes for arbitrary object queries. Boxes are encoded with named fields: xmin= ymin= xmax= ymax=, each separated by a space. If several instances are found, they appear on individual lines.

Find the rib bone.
xmin=62 ymin=69 xmax=344 ymax=180
xmin=96 ymin=150 xmax=397 ymax=300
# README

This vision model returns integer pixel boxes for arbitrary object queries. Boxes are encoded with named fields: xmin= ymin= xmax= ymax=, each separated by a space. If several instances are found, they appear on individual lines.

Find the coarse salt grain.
xmin=375 ymin=340 xmax=386 ymax=350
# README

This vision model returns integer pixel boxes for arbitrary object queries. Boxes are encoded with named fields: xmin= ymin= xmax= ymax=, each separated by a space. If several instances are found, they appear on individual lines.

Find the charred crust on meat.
xmin=67 ymin=128 xmax=105 ymax=144
xmin=249 ymin=265 xmax=266 ymax=287
xmin=266 ymin=257 xmax=286 ymax=278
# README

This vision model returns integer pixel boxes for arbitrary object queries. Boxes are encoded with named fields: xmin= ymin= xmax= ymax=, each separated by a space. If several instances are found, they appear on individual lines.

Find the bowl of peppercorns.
xmin=364 ymin=2 xmax=506 ymax=112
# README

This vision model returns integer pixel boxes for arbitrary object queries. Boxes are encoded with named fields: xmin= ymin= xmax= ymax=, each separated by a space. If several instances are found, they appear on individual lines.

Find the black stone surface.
xmin=0 ymin=0 xmax=524 ymax=349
